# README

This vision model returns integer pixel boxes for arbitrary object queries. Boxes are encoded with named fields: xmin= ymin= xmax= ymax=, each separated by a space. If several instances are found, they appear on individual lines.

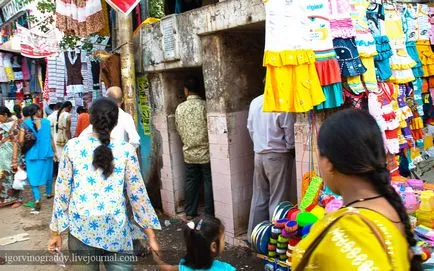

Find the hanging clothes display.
xmin=65 ymin=51 xmax=84 ymax=94
xmin=263 ymin=0 xmax=325 ymax=113
xmin=55 ymin=0 xmax=104 ymax=38
xmin=306 ymin=0 xmax=343 ymax=110
xmin=100 ymin=54 xmax=122 ymax=89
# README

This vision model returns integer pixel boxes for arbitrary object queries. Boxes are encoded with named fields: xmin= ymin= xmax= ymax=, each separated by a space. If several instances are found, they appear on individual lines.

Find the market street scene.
xmin=0 ymin=0 xmax=434 ymax=270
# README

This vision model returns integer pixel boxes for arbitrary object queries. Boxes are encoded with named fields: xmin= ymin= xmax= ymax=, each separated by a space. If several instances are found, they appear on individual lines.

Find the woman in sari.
xmin=55 ymin=101 xmax=72 ymax=158
xmin=292 ymin=109 xmax=422 ymax=271
xmin=0 ymin=106 xmax=22 ymax=208
xmin=23 ymin=104 xmax=56 ymax=213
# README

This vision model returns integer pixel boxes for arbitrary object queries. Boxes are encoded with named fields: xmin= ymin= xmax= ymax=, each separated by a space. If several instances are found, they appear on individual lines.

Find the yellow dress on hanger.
xmin=262 ymin=0 xmax=325 ymax=113
xmin=292 ymin=208 xmax=410 ymax=271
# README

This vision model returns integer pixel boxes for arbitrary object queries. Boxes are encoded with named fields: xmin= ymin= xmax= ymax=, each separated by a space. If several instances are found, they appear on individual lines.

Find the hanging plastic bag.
xmin=13 ymin=167 xmax=27 ymax=190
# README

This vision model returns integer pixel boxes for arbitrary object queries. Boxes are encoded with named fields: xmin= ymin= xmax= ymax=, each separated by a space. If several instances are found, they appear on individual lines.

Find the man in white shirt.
xmin=47 ymin=103 xmax=61 ymax=138
xmin=247 ymin=94 xmax=296 ymax=240
xmin=81 ymin=87 xmax=140 ymax=148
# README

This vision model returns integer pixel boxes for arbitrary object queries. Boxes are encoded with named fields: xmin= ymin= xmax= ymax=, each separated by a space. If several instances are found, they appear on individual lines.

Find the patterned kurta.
xmin=175 ymin=95 xmax=210 ymax=164
xmin=0 ymin=121 xmax=20 ymax=206
xmin=50 ymin=135 xmax=161 ymax=253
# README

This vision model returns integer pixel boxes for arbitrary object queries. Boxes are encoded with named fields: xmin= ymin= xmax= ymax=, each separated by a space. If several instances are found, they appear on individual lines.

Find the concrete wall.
xmin=141 ymin=0 xmax=265 ymax=72
xmin=202 ymin=31 xmax=264 ymax=241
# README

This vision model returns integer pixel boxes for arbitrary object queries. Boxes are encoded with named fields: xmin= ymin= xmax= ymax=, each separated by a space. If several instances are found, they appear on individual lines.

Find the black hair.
xmin=183 ymin=76 xmax=200 ymax=93
xmin=56 ymin=101 xmax=73 ymax=132
xmin=76 ymin=106 xmax=88 ymax=114
xmin=13 ymin=104 xmax=22 ymax=120
xmin=90 ymin=98 xmax=118 ymax=178
xmin=22 ymin=106 xmax=31 ymax=118
xmin=317 ymin=109 xmax=422 ymax=271
xmin=0 ymin=106 xmax=10 ymax=118
xmin=28 ymin=104 xmax=41 ymax=131
xmin=183 ymin=216 xmax=225 ymax=269
xmin=48 ymin=104 xmax=56 ymax=111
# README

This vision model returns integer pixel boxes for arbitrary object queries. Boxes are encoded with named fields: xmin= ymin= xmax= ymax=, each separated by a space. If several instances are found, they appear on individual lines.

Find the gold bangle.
xmin=51 ymin=231 xmax=60 ymax=236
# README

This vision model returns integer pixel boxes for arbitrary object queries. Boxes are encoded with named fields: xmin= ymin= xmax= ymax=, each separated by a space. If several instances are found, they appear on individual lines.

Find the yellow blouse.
xmin=292 ymin=207 xmax=410 ymax=271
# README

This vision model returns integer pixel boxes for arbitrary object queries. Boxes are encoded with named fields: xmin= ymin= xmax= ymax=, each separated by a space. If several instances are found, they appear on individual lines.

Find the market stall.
xmin=254 ymin=0 xmax=434 ymax=269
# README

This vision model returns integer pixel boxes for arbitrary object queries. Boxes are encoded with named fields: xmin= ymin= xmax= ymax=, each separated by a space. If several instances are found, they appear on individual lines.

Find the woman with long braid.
xmin=292 ymin=109 xmax=421 ymax=271
xmin=48 ymin=98 xmax=161 ymax=270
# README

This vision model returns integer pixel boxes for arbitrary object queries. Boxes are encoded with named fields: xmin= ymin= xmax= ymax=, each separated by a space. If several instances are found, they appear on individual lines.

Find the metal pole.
xmin=117 ymin=12 xmax=138 ymax=126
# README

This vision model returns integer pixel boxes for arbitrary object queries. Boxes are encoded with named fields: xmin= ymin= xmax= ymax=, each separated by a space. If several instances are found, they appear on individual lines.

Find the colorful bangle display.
xmin=286 ymin=250 xmax=292 ymax=258
xmin=271 ymin=226 xmax=282 ymax=234
xmin=277 ymin=235 xmax=289 ymax=243
xmin=276 ymin=242 xmax=287 ymax=249
xmin=276 ymin=248 xmax=286 ymax=255
xmin=278 ymin=254 xmax=288 ymax=261
xmin=269 ymin=238 xmax=277 ymax=245
xmin=268 ymin=251 xmax=277 ymax=258
xmin=274 ymin=219 xmax=289 ymax=229
xmin=281 ymin=229 xmax=294 ymax=238
xmin=285 ymin=220 xmax=298 ymax=233
xmin=271 ymin=232 xmax=280 ymax=239
xmin=267 ymin=244 xmax=276 ymax=251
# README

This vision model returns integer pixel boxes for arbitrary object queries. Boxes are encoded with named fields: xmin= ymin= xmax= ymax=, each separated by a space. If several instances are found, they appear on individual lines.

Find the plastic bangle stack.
xmin=285 ymin=221 xmax=298 ymax=233
xmin=274 ymin=219 xmax=289 ymax=229
xmin=277 ymin=242 xmax=287 ymax=249
xmin=276 ymin=248 xmax=286 ymax=255
xmin=286 ymin=250 xmax=292 ymax=258
xmin=268 ymin=244 xmax=276 ymax=251
xmin=269 ymin=238 xmax=277 ymax=245
xmin=268 ymin=251 xmax=277 ymax=258
xmin=277 ymin=235 xmax=289 ymax=243
xmin=279 ymin=254 xmax=288 ymax=261
xmin=271 ymin=226 xmax=282 ymax=239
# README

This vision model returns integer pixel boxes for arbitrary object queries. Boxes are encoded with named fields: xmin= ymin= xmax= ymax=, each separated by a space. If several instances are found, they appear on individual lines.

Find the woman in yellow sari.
xmin=292 ymin=109 xmax=422 ymax=271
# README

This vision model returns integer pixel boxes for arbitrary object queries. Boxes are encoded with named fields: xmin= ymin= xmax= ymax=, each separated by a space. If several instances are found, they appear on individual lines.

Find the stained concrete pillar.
xmin=201 ymin=31 xmax=265 ymax=243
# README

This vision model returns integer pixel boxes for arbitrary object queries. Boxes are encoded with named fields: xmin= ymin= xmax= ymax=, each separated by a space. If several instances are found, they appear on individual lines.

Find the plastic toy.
xmin=421 ymin=248 xmax=431 ymax=262
xmin=310 ymin=206 xmax=325 ymax=219
xmin=299 ymin=176 xmax=323 ymax=211
xmin=286 ymin=208 xmax=300 ymax=221
xmin=302 ymin=224 xmax=313 ymax=238
xmin=284 ymin=221 xmax=298 ymax=234
xmin=296 ymin=212 xmax=319 ymax=227
xmin=325 ymin=198 xmax=344 ymax=213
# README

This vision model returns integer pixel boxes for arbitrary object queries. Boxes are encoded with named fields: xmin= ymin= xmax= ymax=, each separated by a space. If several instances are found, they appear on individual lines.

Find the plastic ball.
xmin=296 ymin=212 xmax=319 ymax=227
xmin=310 ymin=206 xmax=326 ymax=219
xmin=421 ymin=248 xmax=432 ymax=262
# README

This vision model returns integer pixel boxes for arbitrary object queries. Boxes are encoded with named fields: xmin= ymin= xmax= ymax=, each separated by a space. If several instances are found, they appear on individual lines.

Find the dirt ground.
xmin=0 ymin=187 xmax=263 ymax=271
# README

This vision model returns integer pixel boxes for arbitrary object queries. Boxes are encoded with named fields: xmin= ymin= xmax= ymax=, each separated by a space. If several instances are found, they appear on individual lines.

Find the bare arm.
xmin=65 ymin=117 xmax=72 ymax=140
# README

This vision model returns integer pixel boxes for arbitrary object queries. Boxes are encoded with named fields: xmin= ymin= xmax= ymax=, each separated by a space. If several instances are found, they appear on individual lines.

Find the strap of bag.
xmin=295 ymin=211 xmax=393 ymax=271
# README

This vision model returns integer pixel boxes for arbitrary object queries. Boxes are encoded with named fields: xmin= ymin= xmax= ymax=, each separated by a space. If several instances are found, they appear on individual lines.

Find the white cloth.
xmin=47 ymin=110 xmax=58 ymax=139
xmin=247 ymin=95 xmax=295 ymax=154
xmin=81 ymin=108 xmax=140 ymax=148
xmin=264 ymin=0 xmax=311 ymax=52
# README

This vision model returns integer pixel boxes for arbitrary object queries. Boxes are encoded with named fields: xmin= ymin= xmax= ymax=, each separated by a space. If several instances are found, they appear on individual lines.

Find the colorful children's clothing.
xmin=385 ymin=7 xmax=416 ymax=84
xmin=3 ymin=54 xmax=14 ymax=81
xmin=328 ymin=0 xmax=356 ymax=38
xmin=307 ymin=0 xmax=343 ymax=110
xmin=263 ymin=0 xmax=325 ymax=112
xmin=333 ymin=38 xmax=367 ymax=77
xmin=416 ymin=40 xmax=434 ymax=77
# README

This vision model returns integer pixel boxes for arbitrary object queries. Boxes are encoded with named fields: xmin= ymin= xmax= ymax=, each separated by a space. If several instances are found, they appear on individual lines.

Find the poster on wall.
xmin=137 ymin=75 xmax=151 ymax=135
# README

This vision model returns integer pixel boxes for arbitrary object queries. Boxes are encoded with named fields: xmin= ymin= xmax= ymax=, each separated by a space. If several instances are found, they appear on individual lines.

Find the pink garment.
xmin=21 ymin=57 xmax=30 ymax=81
xmin=328 ymin=0 xmax=356 ymax=38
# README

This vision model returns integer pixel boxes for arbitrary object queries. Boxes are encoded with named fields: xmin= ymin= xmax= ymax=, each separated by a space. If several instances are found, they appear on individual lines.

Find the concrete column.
xmin=118 ymin=12 xmax=138 ymax=124
xmin=201 ymin=31 xmax=264 ymax=243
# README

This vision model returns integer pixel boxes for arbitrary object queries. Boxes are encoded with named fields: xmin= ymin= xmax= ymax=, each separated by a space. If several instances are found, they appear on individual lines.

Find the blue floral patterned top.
xmin=49 ymin=135 xmax=161 ymax=253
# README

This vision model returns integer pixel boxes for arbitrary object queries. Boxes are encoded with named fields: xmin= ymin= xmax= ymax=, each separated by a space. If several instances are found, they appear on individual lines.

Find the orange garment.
xmin=75 ymin=113 xmax=90 ymax=137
